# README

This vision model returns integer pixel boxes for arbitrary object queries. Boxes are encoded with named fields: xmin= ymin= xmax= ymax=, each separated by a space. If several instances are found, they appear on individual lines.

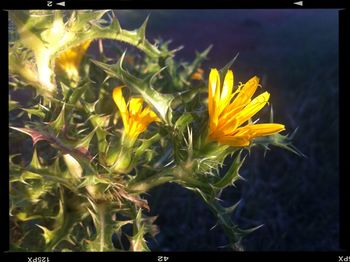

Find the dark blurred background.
xmin=117 ymin=10 xmax=339 ymax=251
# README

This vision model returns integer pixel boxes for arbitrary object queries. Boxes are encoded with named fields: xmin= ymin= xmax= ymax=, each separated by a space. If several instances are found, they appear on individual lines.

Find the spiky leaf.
xmin=214 ymin=151 xmax=246 ymax=189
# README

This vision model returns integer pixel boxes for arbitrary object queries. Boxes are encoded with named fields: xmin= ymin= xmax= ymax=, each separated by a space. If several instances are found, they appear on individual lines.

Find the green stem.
xmin=126 ymin=169 xmax=174 ymax=193
xmin=201 ymin=199 xmax=243 ymax=251
xmin=96 ymin=203 xmax=106 ymax=252
xmin=173 ymin=167 xmax=244 ymax=251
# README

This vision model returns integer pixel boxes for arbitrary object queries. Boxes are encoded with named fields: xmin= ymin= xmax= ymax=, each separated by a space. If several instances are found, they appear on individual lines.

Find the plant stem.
xmin=173 ymin=167 xmax=244 ymax=251
xmin=95 ymin=202 xmax=107 ymax=252
xmin=126 ymin=169 xmax=174 ymax=193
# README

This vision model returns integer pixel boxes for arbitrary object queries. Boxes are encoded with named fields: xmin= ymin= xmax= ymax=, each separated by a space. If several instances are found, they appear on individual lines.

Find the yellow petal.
xmin=128 ymin=97 xmax=143 ymax=116
xmin=112 ymin=87 xmax=129 ymax=132
xmin=218 ymin=78 xmax=258 ymax=125
xmin=139 ymin=106 xmax=151 ymax=119
xmin=219 ymin=70 xmax=234 ymax=114
xmin=235 ymin=91 xmax=270 ymax=126
xmin=128 ymin=113 xmax=158 ymax=141
xmin=128 ymin=120 xmax=141 ymax=139
xmin=205 ymin=69 xmax=285 ymax=148
xmin=228 ymin=76 xmax=260 ymax=111
xmin=244 ymin=123 xmax=285 ymax=138
xmin=214 ymin=116 xmax=238 ymax=136
xmin=144 ymin=107 xmax=161 ymax=122
xmin=131 ymin=105 xmax=160 ymax=137
xmin=56 ymin=40 xmax=91 ymax=73
xmin=217 ymin=135 xmax=251 ymax=147
xmin=148 ymin=110 xmax=161 ymax=122
xmin=208 ymin=69 xmax=217 ymax=122
xmin=74 ymin=40 xmax=92 ymax=67
xmin=232 ymin=125 xmax=254 ymax=137
xmin=208 ymin=68 xmax=221 ymax=132
xmin=55 ymin=40 xmax=91 ymax=81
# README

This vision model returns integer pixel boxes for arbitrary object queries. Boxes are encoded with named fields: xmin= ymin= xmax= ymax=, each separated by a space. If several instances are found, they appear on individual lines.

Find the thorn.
xmin=138 ymin=15 xmax=150 ymax=42
xmin=219 ymin=52 xmax=240 ymax=79
xmin=239 ymin=224 xmax=264 ymax=235
xmin=117 ymin=51 xmax=127 ymax=71
xmin=270 ymin=104 xmax=274 ymax=123
xmin=201 ymin=44 xmax=213 ymax=57
xmin=214 ymin=197 xmax=224 ymax=202
xmin=171 ymin=45 xmax=184 ymax=54
xmin=289 ymin=127 xmax=299 ymax=139
xmin=252 ymin=118 xmax=260 ymax=124
xmin=148 ymin=66 xmax=168 ymax=85
xmin=39 ymin=104 xmax=50 ymax=111
xmin=210 ymin=222 xmax=218 ymax=231
xmin=163 ymin=159 xmax=174 ymax=168
xmin=225 ymin=200 xmax=242 ymax=214
xmin=238 ymin=175 xmax=247 ymax=182
xmin=90 ymin=153 xmax=99 ymax=162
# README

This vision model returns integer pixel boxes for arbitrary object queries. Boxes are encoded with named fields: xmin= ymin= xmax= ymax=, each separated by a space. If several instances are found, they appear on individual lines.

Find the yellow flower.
xmin=207 ymin=68 xmax=285 ymax=147
xmin=55 ymin=40 xmax=91 ymax=82
xmin=112 ymin=86 xmax=160 ymax=145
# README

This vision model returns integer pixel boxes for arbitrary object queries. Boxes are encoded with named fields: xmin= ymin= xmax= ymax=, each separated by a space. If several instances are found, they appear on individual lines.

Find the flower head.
xmin=113 ymin=86 xmax=160 ymax=146
xmin=55 ymin=40 xmax=91 ymax=82
xmin=207 ymin=68 xmax=285 ymax=147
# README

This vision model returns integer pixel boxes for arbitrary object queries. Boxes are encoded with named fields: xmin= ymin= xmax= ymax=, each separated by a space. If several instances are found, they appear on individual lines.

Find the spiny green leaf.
xmin=67 ymin=10 xmax=110 ymax=31
xmin=37 ymin=195 xmax=87 ymax=251
xmin=10 ymin=125 xmax=96 ymax=174
xmin=137 ymin=15 xmax=150 ymax=44
xmin=214 ymin=150 xmax=246 ymax=189
xmin=92 ymin=54 xmax=174 ymax=125
xmin=16 ymin=166 xmax=79 ymax=193
xmin=109 ymin=17 xmax=122 ymax=33
xmin=88 ymin=114 xmax=110 ymax=129
xmin=128 ymin=208 xmax=151 ymax=251
xmin=105 ymin=143 xmax=121 ymax=167
xmin=30 ymin=147 xmax=43 ymax=169
xmin=223 ymin=200 xmax=241 ymax=214
xmin=74 ymin=127 xmax=97 ymax=151
xmin=85 ymin=203 xmax=118 ymax=251
xmin=36 ymin=225 xmax=55 ymax=245
xmin=21 ymin=106 xmax=46 ymax=120
xmin=174 ymin=112 xmax=194 ymax=133
xmin=134 ymin=133 xmax=161 ymax=161
xmin=78 ymin=174 xmax=119 ymax=191
xmin=16 ymin=171 xmax=42 ymax=182
xmin=171 ymin=87 xmax=202 ymax=108
xmin=128 ymin=225 xmax=150 ymax=251
xmin=185 ymin=45 xmax=212 ymax=77
xmin=67 ymin=80 xmax=91 ymax=104
xmin=113 ymin=220 xmax=133 ymax=232
xmin=10 ymin=10 xmax=175 ymax=99
xmin=88 ymin=114 xmax=110 ymax=161
xmin=50 ymin=104 xmax=66 ymax=132
xmin=253 ymin=130 xmax=305 ymax=157
xmin=16 ymin=212 xmax=42 ymax=222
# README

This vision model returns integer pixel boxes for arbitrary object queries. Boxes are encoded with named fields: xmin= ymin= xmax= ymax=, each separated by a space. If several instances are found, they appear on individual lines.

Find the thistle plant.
xmin=9 ymin=10 xmax=302 ymax=252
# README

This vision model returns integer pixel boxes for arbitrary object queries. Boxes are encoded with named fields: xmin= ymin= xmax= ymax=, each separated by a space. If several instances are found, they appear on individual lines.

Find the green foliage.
xmin=9 ymin=10 xmax=300 ymax=251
